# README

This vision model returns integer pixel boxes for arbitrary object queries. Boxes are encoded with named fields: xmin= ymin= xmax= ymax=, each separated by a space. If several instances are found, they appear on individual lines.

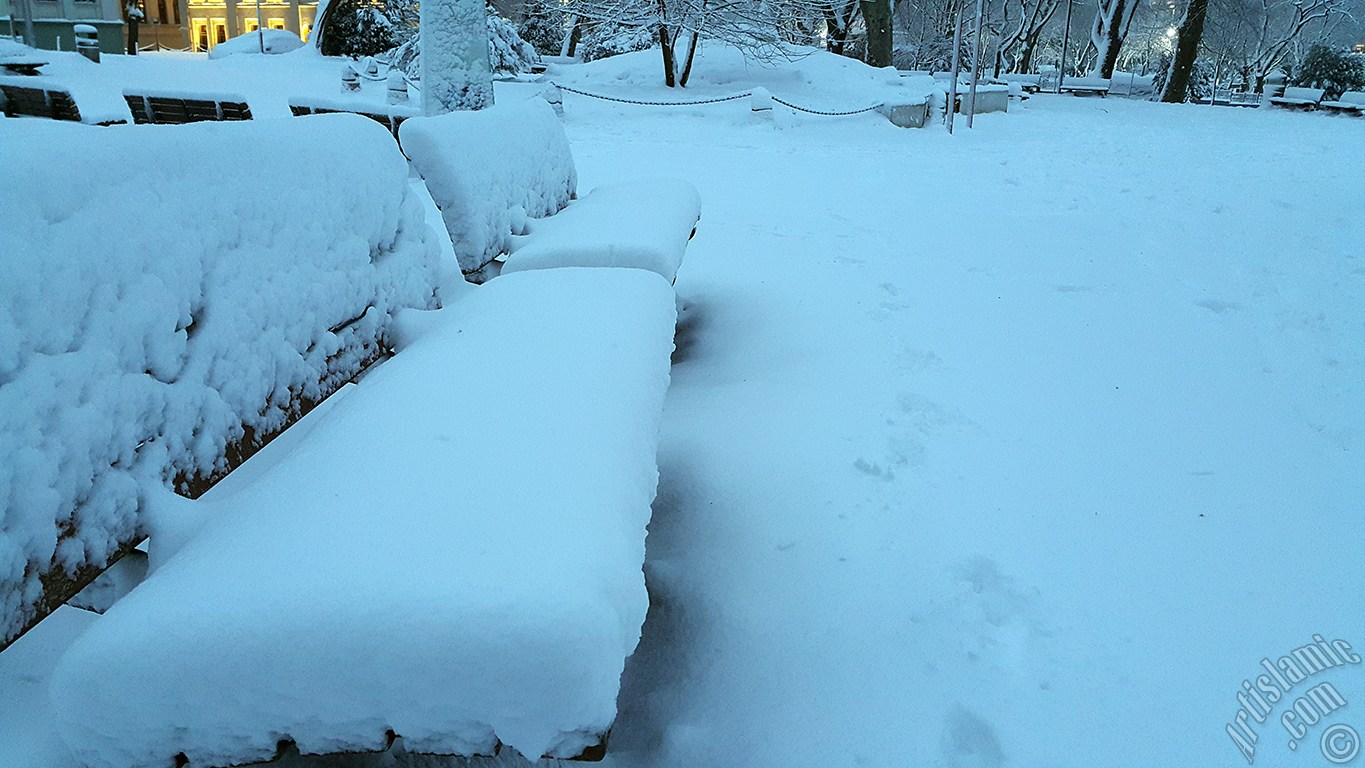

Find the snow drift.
xmin=0 ymin=114 xmax=443 ymax=645
xmin=50 ymin=268 xmax=677 ymax=767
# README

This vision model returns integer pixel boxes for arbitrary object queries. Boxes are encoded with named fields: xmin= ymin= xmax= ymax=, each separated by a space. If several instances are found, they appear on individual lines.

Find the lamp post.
xmin=946 ymin=0 xmax=966 ymax=133
xmin=1057 ymin=0 xmax=1074 ymax=92
xmin=966 ymin=0 xmax=985 ymax=127
xmin=255 ymin=0 xmax=264 ymax=52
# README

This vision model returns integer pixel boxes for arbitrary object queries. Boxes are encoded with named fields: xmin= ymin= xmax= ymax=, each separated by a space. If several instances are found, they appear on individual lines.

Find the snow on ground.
xmin=2 ymin=42 xmax=1363 ymax=768
xmin=554 ymin=90 xmax=1364 ymax=768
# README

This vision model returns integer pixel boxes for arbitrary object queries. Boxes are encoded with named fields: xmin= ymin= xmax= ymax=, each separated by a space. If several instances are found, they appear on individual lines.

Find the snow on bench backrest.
xmin=1062 ymin=76 xmax=1110 ymax=91
xmin=1338 ymin=91 xmax=1365 ymax=106
xmin=0 ymin=114 xmax=443 ymax=648
xmin=1280 ymin=87 xmax=1325 ymax=102
xmin=399 ymin=98 xmax=576 ymax=282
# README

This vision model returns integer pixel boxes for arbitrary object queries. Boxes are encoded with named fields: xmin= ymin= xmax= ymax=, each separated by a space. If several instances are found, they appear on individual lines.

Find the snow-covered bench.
xmin=50 ymin=267 xmax=678 ymax=767
xmin=0 ymin=80 xmax=126 ymax=124
xmin=1001 ymin=73 xmax=1043 ymax=93
xmin=1268 ymin=86 xmax=1325 ymax=109
xmin=289 ymin=97 xmax=418 ymax=140
xmin=122 ymin=88 xmax=252 ymax=124
xmin=0 ymin=113 xmax=442 ymax=651
xmin=1320 ymin=91 xmax=1365 ymax=114
xmin=399 ymin=98 xmax=701 ymax=283
xmin=1059 ymin=76 xmax=1111 ymax=96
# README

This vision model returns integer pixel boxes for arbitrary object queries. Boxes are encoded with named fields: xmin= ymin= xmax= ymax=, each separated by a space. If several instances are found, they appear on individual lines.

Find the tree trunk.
xmin=1088 ymin=0 xmax=1138 ymax=78
xmin=1097 ymin=0 xmax=1125 ymax=77
xmin=1018 ymin=29 xmax=1039 ymax=72
xmin=860 ymin=0 xmax=893 ymax=67
xmin=659 ymin=25 xmax=677 ymax=87
xmin=678 ymin=30 xmax=700 ymax=86
xmin=1161 ymin=0 xmax=1208 ymax=102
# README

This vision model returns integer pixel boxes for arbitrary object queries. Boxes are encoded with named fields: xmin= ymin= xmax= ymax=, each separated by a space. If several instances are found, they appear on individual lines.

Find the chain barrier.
xmin=770 ymin=95 xmax=883 ymax=116
xmin=551 ymin=82 xmax=752 ymax=107
xmin=551 ymin=82 xmax=881 ymax=116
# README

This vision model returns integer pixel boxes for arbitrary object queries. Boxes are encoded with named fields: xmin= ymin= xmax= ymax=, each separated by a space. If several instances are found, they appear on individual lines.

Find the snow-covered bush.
xmin=0 ymin=115 xmax=444 ymax=644
xmin=578 ymin=21 xmax=656 ymax=62
xmin=488 ymin=10 xmax=542 ymax=73
xmin=399 ymin=99 xmax=576 ymax=281
xmin=1292 ymin=45 xmax=1365 ymax=99
xmin=320 ymin=0 xmax=398 ymax=57
xmin=517 ymin=1 xmax=566 ymax=56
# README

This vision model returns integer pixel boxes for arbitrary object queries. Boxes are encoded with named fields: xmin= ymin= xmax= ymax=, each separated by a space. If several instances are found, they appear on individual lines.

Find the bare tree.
xmin=1088 ymin=0 xmax=1142 ymax=76
xmin=1160 ymin=0 xmax=1208 ymax=98
xmin=565 ymin=0 xmax=838 ymax=85
xmin=990 ymin=0 xmax=1062 ymax=72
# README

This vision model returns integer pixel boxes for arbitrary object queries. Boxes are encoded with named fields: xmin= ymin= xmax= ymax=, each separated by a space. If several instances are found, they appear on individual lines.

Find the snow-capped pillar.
xmin=541 ymin=83 xmax=563 ymax=117
xmin=421 ymin=0 xmax=494 ymax=115
xmin=749 ymin=87 xmax=773 ymax=121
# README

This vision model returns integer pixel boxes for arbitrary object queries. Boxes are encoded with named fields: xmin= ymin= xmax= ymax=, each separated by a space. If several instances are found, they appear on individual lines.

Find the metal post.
xmin=17 ymin=0 xmax=37 ymax=47
xmin=946 ymin=0 xmax=965 ymax=133
xmin=1057 ymin=0 xmax=1073 ymax=93
xmin=966 ymin=0 xmax=986 ymax=127
xmin=256 ymin=0 xmax=264 ymax=52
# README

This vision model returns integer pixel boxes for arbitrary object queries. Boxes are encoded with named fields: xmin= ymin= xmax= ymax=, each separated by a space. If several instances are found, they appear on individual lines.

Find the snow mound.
xmin=50 ymin=268 xmax=677 ymax=768
xmin=504 ymin=178 xmax=701 ymax=282
xmin=400 ymin=98 xmax=576 ymax=280
xmin=207 ymin=29 xmax=306 ymax=59
xmin=555 ymin=42 xmax=930 ymax=112
xmin=0 ymin=114 xmax=443 ymax=644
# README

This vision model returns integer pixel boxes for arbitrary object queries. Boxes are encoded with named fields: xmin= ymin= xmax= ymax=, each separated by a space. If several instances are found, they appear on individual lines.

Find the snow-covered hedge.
xmin=399 ymin=98 xmax=576 ymax=280
xmin=0 ymin=114 xmax=444 ymax=644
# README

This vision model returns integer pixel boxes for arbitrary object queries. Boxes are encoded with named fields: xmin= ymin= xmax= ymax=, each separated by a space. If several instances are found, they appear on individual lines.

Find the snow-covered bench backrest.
xmin=1063 ymin=76 xmax=1111 ymax=90
xmin=0 ymin=113 xmax=444 ymax=648
xmin=1338 ymin=91 xmax=1365 ymax=106
xmin=399 ymin=99 xmax=577 ymax=282
xmin=1280 ymin=87 xmax=1325 ymax=102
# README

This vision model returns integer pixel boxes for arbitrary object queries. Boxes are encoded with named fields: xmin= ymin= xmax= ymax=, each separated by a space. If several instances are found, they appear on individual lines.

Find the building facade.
xmin=184 ymin=0 xmax=316 ymax=52
xmin=4 ymin=0 xmax=315 ymax=52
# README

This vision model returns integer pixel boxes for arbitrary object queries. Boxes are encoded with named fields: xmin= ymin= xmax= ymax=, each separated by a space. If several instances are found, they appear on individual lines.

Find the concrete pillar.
xmin=225 ymin=0 xmax=238 ymax=36
xmin=286 ymin=0 xmax=299 ymax=34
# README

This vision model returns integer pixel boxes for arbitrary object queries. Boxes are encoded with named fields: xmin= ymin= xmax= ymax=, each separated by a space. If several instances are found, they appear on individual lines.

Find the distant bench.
xmin=1000 ymin=73 xmax=1043 ymax=94
xmin=1059 ymin=76 xmax=1111 ymax=97
xmin=1268 ymin=86 xmax=1325 ymax=110
xmin=289 ymin=98 xmax=418 ymax=140
xmin=123 ymin=89 xmax=252 ymax=124
xmin=1321 ymin=91 xmax=1365 ymax=114
xmin=0 ymin=81 xmax=126 ymax=124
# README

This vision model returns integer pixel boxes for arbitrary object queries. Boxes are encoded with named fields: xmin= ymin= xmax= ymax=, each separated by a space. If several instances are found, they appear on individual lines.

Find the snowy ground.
xmin=4 ymin=46 xmax=1364 ymax=768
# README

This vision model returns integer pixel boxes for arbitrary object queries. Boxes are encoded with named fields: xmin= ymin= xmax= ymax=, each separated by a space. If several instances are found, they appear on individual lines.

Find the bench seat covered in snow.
xmin=50 ymin=267 xmax=677 ymax=768
xmin=123 ymin=89 xmax=253 ymax=124
xmin=501 ymin=178 xmax=701 ymax=283
xmin=1320 ymin=91 xmax=1365 ymax=113
xmin=1268 ymin=87 xmax=1326 ymax=109
xmin=400 ymin=98 xmax=699 ymax=283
